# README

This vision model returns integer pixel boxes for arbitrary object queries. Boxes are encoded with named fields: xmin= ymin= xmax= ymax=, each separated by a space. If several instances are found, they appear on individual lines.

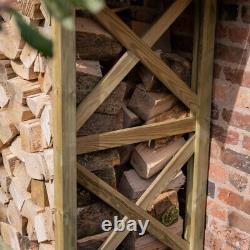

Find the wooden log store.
xmin=0 ymin=0 xmax=217 ymax=249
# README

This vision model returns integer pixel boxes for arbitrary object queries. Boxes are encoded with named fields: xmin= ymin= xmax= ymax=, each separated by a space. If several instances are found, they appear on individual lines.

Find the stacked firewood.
xmin=0 ymin=0 xmax=192 ymax=249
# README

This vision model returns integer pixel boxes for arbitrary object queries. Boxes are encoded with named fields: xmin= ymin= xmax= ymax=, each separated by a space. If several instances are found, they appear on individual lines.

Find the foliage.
xmin=0 ymin=0 xmax=105 ymax=57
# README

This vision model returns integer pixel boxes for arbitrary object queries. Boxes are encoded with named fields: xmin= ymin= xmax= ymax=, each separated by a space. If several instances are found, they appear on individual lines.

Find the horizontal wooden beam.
xmin=76 ymin=0 xmax=192 ymax=131
xmin=100 ymin=136 xmax=195 ymax=249
xmin=77 ymin=163 xmax=189 ymax=250
xmin=77 ymin=117 xmax=195 ymax=154
xmin=95 ymin=7 xmax=198 ymax=114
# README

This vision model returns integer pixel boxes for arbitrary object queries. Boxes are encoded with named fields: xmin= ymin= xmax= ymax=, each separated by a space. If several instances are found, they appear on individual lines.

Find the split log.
xmin=128 ymin=85 xmax=178 ymax=121
xmin=8 ymin=76 xmax=41 ymax=104
xmin=78 ymin=111 xmax=124 ymax=136
xmin=122 ymin=103 xmax=142 ymax=128
xmin=26 ymin=219 xmax=37 ymax=241
xmin=31 ymin=179 xmax=49 ymax=208
xmin=20 ymin=119 xmax=44 ymax=152
xmin=119 ymin=169 xmax=185 ymax=200
xmin=77 ymin=232 xmax=110 ymax=250
xmin=7 ymin=200 xmax=28 ymax=234
xmin=26 ymin=93 xmax=51 ymax=118
xmin=0 ymin=222 xmax=22 ymax=250
xmin=39 ymin=242 xmax=55 ymax=250
xmin=45 ymin=181 xmax=54 ymax=210
xmin=130 ymin=137 xmax=186 ymax=179
xmin=0 ymin=110 xmax=18 ymax=144
xmin=33 ymin=54 xmax=46 ymax=73
xmin=21 ymin=199 xmax=43 ymax=225
xmin=34 ymin=208 xmax=54 ymax=243
xmin=77 ymin=202 xmax=118 ymax=238
xmin=40 ymin=62 xmax=52 ymax=93
xmin=118 ymin=144 xmax=134 ymax=165
xmin=43 ymin=148 xmax=54 ymax=180
xmin=9 ymin=181 xmax=31 ymax=210
xmin=40 ymin=103 xmax=52 ymax=147
xmin=20 ymin=0 xmax=44 ymax=20
xmin=0 ymin=203 xmax=8 ymax=223
xmin=76 ymin=17 xmax=122 ymax=60
xmin=0 ymin=60 xmax=16 ymax=82
xmin=0 ymin=188 xmax=10 ymax=205
xmin=2 ymin=148 xmax=18 ymax=177
xmin=0 ymin=167 xmax=11 ymax=194
xmin=40 ymin=2 xmax=51 ymax=26
xmin=0 ymin=83 xmax=10 ymax=108
xmin=11 ymin=59 xmax=38 ymax=80
xmin=20 ymin=43 xmax=38 ymax=69
xmin=0 ymin=18 xmax=25 ymax=59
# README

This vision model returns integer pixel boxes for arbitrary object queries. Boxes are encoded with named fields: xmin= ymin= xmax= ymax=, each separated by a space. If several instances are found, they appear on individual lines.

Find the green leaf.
xmin=12 ymin=11 xmax=53 ymax=57
xmin=73 ymin=0 xmax=105 ymax=13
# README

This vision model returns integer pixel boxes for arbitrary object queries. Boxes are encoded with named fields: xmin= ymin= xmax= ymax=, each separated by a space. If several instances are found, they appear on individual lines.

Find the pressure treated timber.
xmin=52 ymin=13 xmax=77 ymax=250
xmin=95 ymin=7 xmax=198 ymax=113
xmin=77 ymin=117 xmax=195 ymax=154
xmin=99 ymin=136 xmax=195 ymax=249
xmin=187 ymin=1 xmax=217 ymax=249
xmin=184 ymin=0 xmax=200 ymax=241
xmin=77 ymin=163 xmax=189 ymax=250
xmin=76 ymin=0 xmax=191 ymax=130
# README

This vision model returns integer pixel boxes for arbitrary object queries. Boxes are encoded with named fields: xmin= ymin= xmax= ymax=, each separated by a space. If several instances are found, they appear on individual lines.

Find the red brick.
xmin=209 ymin=163 xmax=228 ymax=183
xmin=217 ymin=187 xmax=243 ymax=209
xmin=234 ymin=88 xmax=250 ymax=109
xmin=213 ymin=63 xmax=222 ymax=79
xmin=212 ymin=82 xmax=230 ymax=104
xmin=207 ymin=198 xmax=228 ymax=221
xmin=228 ymin=25 xmax=250 ymax=43
xmin=215 ymin=43 xmax=248 ymax=64
xmin=228 ymin=172 xmax=248 ymax=192
xmin=222 ymin=109 xmax=250 ymax=132
xmin=204 ymin=231 xmax=223 ymax=250
xmin=211 ymin=124 xmax=239 ymax=145
xmin=242 ymin=5 xmax=250 ymax=23
xmin=243 ymin=135 xmax=250 ymax=150
xmin=221 ymin=148 xmax=250 ymax=174
xmin=211 ymin=103 xmax=220 ymax=120
xmin=223 ymin=67 xmax=250 ymax=87
xmin=216 ymin=22 xmax=228 ymax=39
xmin=229 ymin=211 xmax=250 ymax=234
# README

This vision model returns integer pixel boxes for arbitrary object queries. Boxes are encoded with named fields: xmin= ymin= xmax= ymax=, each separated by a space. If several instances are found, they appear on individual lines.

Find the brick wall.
xmin=205 ymin=1 xmax=250 ymax=249
xmin=171 ymin=1 xmax=250 ymax=248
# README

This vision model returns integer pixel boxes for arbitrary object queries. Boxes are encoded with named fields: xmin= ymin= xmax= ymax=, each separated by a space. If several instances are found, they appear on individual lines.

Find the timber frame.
xmin=52 ymin=0 xmax=217 ymax=249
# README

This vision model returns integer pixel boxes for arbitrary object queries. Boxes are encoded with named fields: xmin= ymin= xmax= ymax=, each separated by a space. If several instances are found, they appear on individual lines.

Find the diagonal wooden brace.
xmin=98 ymin=136 xmax=195 ymax=249
xmin=95 ymin=7 xmax=198 ymax=115
xmin=76 ymin=0 xmax=192 ymax=130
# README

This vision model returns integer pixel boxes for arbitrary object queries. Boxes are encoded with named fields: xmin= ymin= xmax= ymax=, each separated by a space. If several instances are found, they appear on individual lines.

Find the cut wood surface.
xmin=77 ymin=117 xmax=195 ymax=154
xmin=130 ymin=137 xmax=185 ymax=179
xmin=11 ymin=59 xmax=38 ymax=80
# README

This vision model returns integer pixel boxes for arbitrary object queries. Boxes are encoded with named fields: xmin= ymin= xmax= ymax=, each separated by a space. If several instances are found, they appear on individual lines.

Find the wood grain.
xmin=99 ymin=136 xmax=195 ymax=249
xmin=77 ymin=163 xmax=189 ymax=250
xmin=52 ymin=14 xmax=77 ymax=250
xmin=77 ymin=117 xmax=195 ymax=154
xmin=187 ymin=1 xmax=217 ymax=249
xmin=76 ymin=0 xmax=192 ymax=130
xmin=95 ymin=7 xmax=198 ymax=114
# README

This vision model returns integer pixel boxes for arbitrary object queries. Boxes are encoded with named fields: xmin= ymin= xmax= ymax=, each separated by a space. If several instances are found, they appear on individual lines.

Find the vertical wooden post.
xmin=186 ymin=0 xmax=217 ymax=249
xmin=52 ymin=12 xmax=77 ymax=250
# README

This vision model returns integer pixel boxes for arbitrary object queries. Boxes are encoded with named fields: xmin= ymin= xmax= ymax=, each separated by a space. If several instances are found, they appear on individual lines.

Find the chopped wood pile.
xmin=0 ymin=0 xmax=192 ymax=249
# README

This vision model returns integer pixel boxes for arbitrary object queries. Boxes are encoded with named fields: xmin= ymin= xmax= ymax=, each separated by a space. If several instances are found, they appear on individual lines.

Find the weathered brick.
xmin=241 ymin=199 xmax=250 ymax=215
xmin=223 ymin=67 xmax=250 ymax=87
xmin=242 ymin=5 xmax=250 ymax=23
xmin=204 ymin=230 xmax=223 ymax=250
xmin=222 ymin=109 xmax=250 ymax=132
xmin=228 ymin=25 xmax=250 ymax=43
xmin=213 ymin=63 xmax=222 ymax=79
xmin=216 ymin=22 xmax=228 ymax=39
xmin=207 ymin=198 xmax=228 ymax=221
xmin=243 ymin=135 xmax=250 ymax=150
xmin=209 ymin=163 xmax=228 ymax=183
xmin=234 ymin=88 xmax=250 ymax=109
xmin=229 ymin=211 xmax=250 ymax=234
xmin=210 ymin=140 xmax=221 ymax=159
xmin=212 ymin=82 xmax=230 ymax=104
xmin=221 ymin=148 xmax=250 ymax=174
xmin=211 ymin=124 xmax=239 ymax=145
xmin=219 ymin=3 xmax=239 ymax=21
xmin=215 ymin=44 xmax=248 ymax=64
xmin=208 ymin=181 xmax=215 ymax=198
xmin=229 ymin=172 xmax=248 ymax=192
xmin=218 ymin=187 xmax=243 ymax=209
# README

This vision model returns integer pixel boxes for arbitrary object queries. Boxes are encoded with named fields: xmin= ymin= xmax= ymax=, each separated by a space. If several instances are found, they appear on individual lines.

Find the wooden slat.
xmin=95 ymin=7 xmax=198 ymax=114
xmin=77 ymin=163 xmax=189 ymax=250
xmin=76 ymin=0 xmax=192 ymax=130
xmin=100 ymin=136 xmax=195 ymax=250
xmin=52 ymin=13 xmax=77 ymax=250
xmin=77 ymin=117 xmax=195 ymax=154
xmin=187 ymin=1 xmax=217 ymax=249
xmin=184 ymin=0 xmax=200 ymax=241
